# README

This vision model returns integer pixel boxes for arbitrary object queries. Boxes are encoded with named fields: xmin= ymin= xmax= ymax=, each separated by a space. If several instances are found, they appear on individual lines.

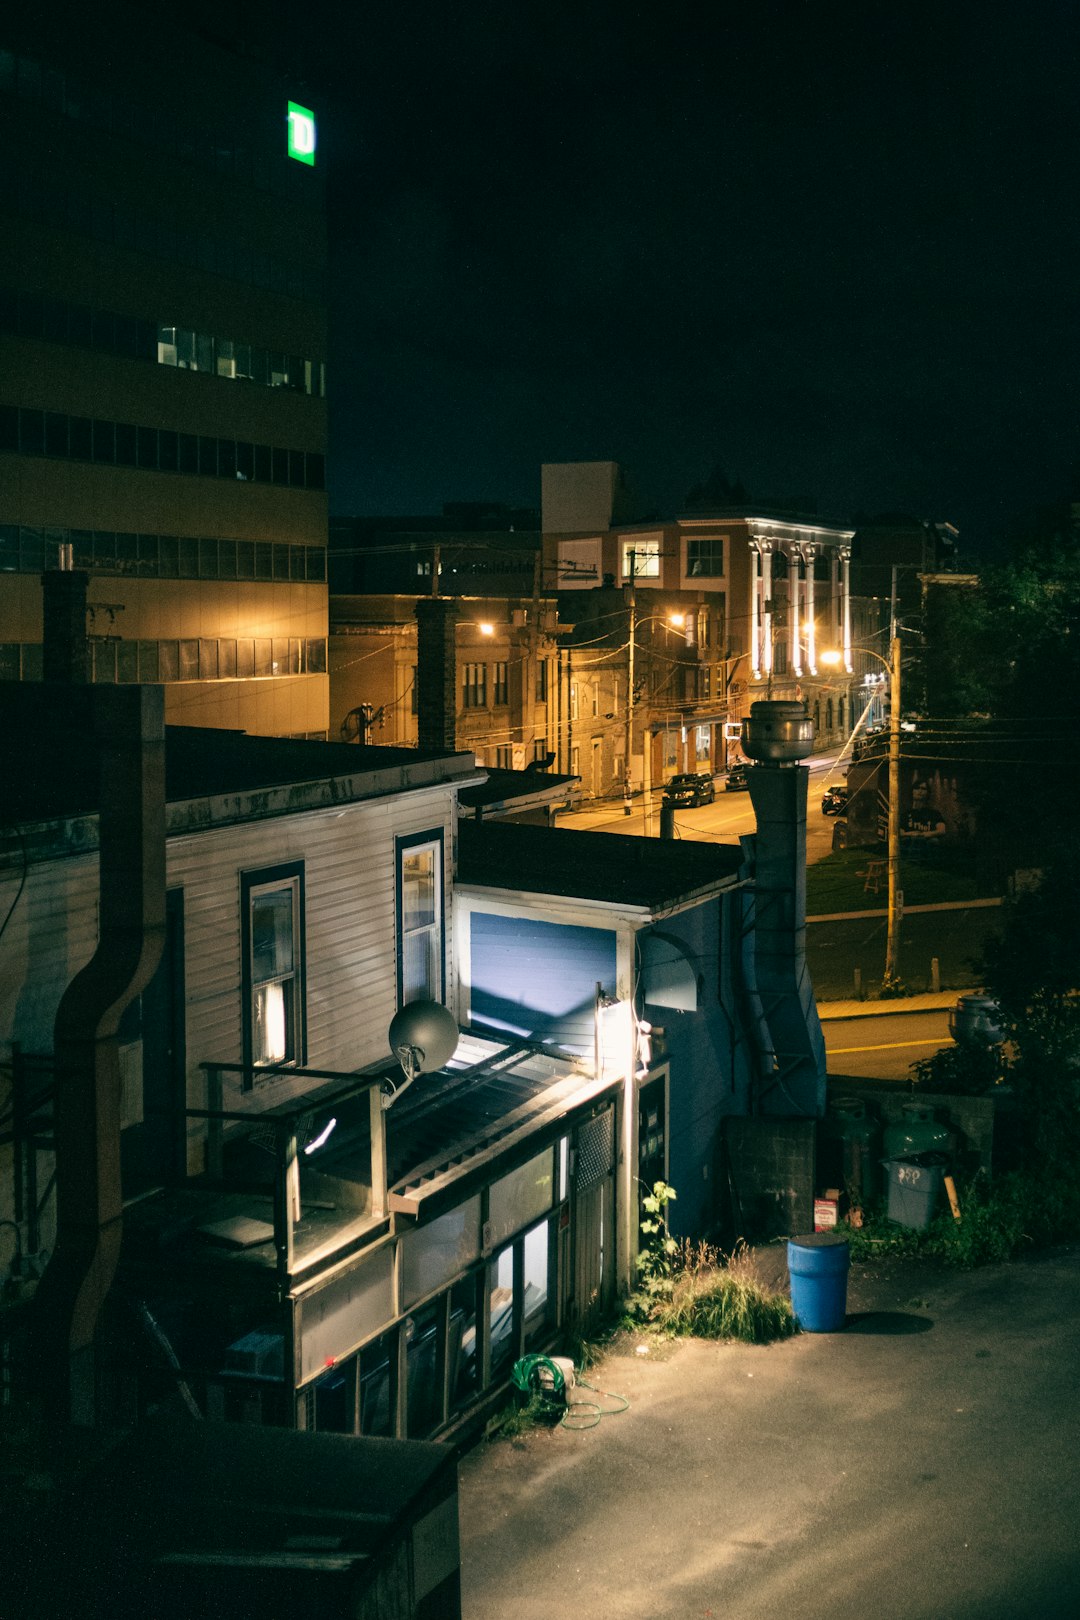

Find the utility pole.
xmin=623 ymin=549 xmax=636 ymax=815
xmin=884 ymin=633 xmax=902 ymax=984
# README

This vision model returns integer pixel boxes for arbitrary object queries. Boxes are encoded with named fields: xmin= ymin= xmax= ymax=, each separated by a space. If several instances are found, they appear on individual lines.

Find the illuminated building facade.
xmin=0 ymin=4 xmax=329 ymax=736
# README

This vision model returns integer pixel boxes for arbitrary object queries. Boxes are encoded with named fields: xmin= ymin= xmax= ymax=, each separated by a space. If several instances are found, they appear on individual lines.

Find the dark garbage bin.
xmin=884 ymin=1151 xmax=948 ymax=1230
xmin=787 ymin=1233 xmax=850 ymax=1332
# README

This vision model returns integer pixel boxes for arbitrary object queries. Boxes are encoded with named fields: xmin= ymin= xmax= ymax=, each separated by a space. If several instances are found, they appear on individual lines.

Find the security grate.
xmin=575 ymin=1108 xmax=614 ymax=1191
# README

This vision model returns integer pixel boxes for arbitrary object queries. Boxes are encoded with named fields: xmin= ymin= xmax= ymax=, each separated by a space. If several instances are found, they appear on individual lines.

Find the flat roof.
xmin=457 ymin=819 xmax=744 ymax=909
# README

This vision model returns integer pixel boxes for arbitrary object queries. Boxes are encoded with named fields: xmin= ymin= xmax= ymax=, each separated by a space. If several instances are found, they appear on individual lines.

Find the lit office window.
xmin=623 ymin=540 xmax=660 ymax=579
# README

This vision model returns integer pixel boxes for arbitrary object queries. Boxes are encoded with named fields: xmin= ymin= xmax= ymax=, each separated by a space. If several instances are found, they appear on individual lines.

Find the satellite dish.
xmin=384 ymin=1001 xmax=459 ymax=1109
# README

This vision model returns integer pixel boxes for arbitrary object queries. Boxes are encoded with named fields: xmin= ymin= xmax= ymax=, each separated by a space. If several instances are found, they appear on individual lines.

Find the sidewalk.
xmin=816 ymin=990 xmax=958 ymax=1020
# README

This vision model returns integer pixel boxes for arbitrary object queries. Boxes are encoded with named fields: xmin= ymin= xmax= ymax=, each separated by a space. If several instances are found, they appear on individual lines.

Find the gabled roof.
xmin=457 ymin=819 xmax=744 ymax=910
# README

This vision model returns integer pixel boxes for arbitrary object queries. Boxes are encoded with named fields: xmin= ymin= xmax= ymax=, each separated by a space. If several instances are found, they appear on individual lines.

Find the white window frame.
xmin=396 ymin=832 xmax=444 ymax=1007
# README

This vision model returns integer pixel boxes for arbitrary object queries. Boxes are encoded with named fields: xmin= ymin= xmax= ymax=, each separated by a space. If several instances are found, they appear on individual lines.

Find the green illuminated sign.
xmin=287 ymin=102 xmax=316 ymax=166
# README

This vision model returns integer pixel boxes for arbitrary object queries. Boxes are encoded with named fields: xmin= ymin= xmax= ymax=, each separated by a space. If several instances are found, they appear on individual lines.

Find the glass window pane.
xmin=273 ymin=543 xmax=290 ymax=579
xmin=92 ymin=419 xmax=115 ymax=463
xmin=198 ymin=436 xmax=218 ymax=476
xmin=401 ymin=1198 xmax=481 ymax=1308
xmin=305 ymin=451 xmax=325 ymax=491
xmin=45 ymin=413 xmax=68 ymax=455
xmin=488 ymin=1149 xmax=555 ymax=1247
xmin=254 ymin=639 xmax=272 ymax=676
xmin=523 ymin=1220 xmax=554 ymax=1351
xmin=255 ymin=543 xmax=273 ymax=579
xmin=251 ymin=886 xmax=294 ymax=983
xmin=198 ymin=639 xmax=218 ymax=679
xmin=158 ymin=430 xmax=178 ymax=472
xmin=253 ymin=980 xmax=291 ymax=1064
xmin=236 ymin=639 xmax=254 ymax=677
xmin=254 ymin=444 xmax=272 ymax=482
xmin=402 ymin=848 xmax=435 ymax=929
xmin=236 ymin=440 xmax=254 ymax=481
xmin=236 ymin=540 xmax=255 ymax=579
xmin=178 ymin=537 xmax=198 ymax=576
xmin=488 ymin=1248 xmax=515 ymax=1384
xmin=138 ymin=641 xmax=160 ymax=681
xmin=449 ymin=1276 xmax=479 ymax=1419
xmin=405 ymin=1301 xmax=443 ymax=1439
xmin=198 ymin=538 xmax=218 ymax=577
xmin=114 ymin=422 xmax=137 ymax=466
xmin=159 ymin=642 xmax=179 ymax=681
xmin=178 ymin=639 xmax=199 ymax=680
xmin=137 ymin=426 xmax=158 ymax=468
xmin=20 ymin=410 xmax=45 ymax=454
xmin=219 ymin=640 xmax=237 ymax=678
xmin=158 ymin=535 xmax=178 ymax=576
xmin=271 ymin=447 xmax=288 ymax=485
xmin=360 ymin=1331 xmax=395 ymax=1437
xmin=116 ymin=641 xmax=138 ymax=682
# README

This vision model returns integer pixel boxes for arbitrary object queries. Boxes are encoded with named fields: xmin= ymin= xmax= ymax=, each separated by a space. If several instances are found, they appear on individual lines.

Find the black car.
xmin=662 ymin=771 xmax=716 ymax=807
xmin=821 ymin=784 xmax=849 ymax=816
xmin=725 ymin=764 xmax=750 ymax=792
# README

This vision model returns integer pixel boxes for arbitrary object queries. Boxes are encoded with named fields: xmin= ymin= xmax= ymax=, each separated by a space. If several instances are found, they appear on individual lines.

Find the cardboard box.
xmin=814 ymin=1188 xmax=843 ymax=1232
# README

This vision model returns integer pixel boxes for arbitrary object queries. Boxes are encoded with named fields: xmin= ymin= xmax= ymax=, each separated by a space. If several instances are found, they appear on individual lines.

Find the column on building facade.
xmin=804 ymin=546 xmax=817 ymax=674
xmin=789 ymin=547 xmax=802 ymax=677
xmin=760 ymin=545 xmax=773 ymax=676
xmin=749 ymin=543 xmax=761 ymax=677
xmin=829 ymin=551 xmax=840 ymax=649
xmin=840 ymin=546 xmax=852 ymax=671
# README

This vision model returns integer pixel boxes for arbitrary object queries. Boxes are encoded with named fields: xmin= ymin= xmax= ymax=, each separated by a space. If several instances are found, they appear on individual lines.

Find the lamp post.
xmin=822 ymin=637 xmax=903 ymax=985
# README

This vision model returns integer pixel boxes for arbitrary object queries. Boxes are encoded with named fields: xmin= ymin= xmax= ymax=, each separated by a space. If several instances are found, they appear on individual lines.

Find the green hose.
xmin=511 ymin=1356 xmax=629 ymax=1430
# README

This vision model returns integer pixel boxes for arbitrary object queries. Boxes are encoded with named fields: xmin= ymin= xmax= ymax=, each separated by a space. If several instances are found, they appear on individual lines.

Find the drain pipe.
xmin=34 ymin=685 xmax=166 ymax=1426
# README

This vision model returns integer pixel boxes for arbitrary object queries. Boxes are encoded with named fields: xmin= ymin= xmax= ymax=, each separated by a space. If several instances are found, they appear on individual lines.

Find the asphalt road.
xmin=822 ymin=1008 xmax=950 ymax=1082
xmin=459 ymin=1246 xmax=1080 ymax=1620
xmin=558 ymin=754 xmax=845 ymax=866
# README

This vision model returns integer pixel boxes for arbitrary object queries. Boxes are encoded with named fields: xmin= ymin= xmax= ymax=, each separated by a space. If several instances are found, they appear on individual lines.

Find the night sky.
xmin=285 ymin=1 xmax=1080 ymax=549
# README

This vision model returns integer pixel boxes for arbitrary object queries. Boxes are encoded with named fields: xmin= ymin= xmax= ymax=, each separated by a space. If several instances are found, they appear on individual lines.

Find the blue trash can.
xmin=787 ymin=1233 xmax=850 ymax=1332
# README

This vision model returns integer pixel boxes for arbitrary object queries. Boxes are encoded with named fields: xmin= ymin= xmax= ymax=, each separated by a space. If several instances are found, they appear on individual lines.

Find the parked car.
xmin=821 ymin=784 xmax=849 ymax=816
xmin=724 ymin=764 xmax=750 ymax=792
xmin=662 ymin=771 xmax=716 ymax=808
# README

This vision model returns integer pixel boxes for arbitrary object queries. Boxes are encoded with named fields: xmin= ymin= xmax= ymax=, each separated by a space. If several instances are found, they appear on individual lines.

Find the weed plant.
xmin=841 ymin=1171 xmax=1080 ymax=1268
xmin=656 ymin=1240 xmax=798 ymax=1343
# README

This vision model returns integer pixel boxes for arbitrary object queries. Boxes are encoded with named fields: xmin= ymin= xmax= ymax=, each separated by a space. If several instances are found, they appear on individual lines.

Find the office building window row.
xmin=0 ymin=524 xmax=326 ymax=583
xmin=6 ymin=161 xmax=323 ymax=303
xmin=0 ymin=406 xmax=325 ymax=491
xmin=0 ymin=288 xmax=326 ymax=398
xmin=0 ymin=637 xmax=328 ymax=685
xmin=0 ymin=47 xmax=317 ymax=201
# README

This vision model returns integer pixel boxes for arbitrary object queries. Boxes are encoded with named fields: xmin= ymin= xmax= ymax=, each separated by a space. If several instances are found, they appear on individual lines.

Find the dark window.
xmin=236 ymin=541 xmax=255 ymax=579
xmin=178 ymin=640 xmax=199 ymax=681
xmin=158 ymin=536 xmax=179 ymax=576
xmin=254 ymin=444 xmax=272 ymax=482
xmin=217 ymin=439 xmax=237 ymax=479
xmin=20 ymin=410 xmax=45 ymax=454
xmin=463 ymin=663 xmax=487 ymax=708
xmin=255 ymin=543 xmax=273 ymax=580
xmin=271 ymin=447 xmax=288 ymax=485
xmin=288 ymin=449 xmax=305 ymax=487
xmin=114 ymin=533 xmax=138 ymax=569
xmin=306 ymin=639 xmax=327 ymax=674
xmin=536 ymin=659 xmax=548 ymax=702
xmin=91 ymin=307 xmax=116 ymax=350
xmin=198 ymin=640 xmax=218 ymax=680
xmin=18 ymin=293 xmax=43 ymax=336
xmin=0 ymin=406 xmax=18 ymax=451
xmin=198 ymin=437 xmax=217 ymax=477
xmin=218 ymin=540 xmax=237 ymax=577
xmin=198 ymin=539 xmax=219 ymax=577
xmin=305 ymin=451 xmax=325 ymax=490
xmin=159 ymin=642 xmax=179 ymax=681
xmin=114 ymin=313 xmax=138 ymax=358
xmin=273 ymin=544 xmax=290 ymax=579
xmin=42 ymin=297 xmax=68 ymax=341
xmin=117 ymin=641 xmax=138 ymax=683
xmin=235 ymin=440 xmax=254 ymax=481
xmin=219 ymin=640 xmax=237 ymax=678
xmin=254 ymin=639 xmax=272 ymax=676
xmin=158 ymin=429 xmax=178 ymax=471
xmin=45 ymin=413 xmax=68 ymax=455
xmin=178 ymin=434 xmax=198 ymax=474
xmin=178 ymin=538 xmax=199 ymax=576
xmin=68 ymin=303 xmax=92 ymax=346
xmin=138 ymin=641 xmax=160 ymax=681
xmin=69 ymin=416 xmax=92 ymax=459
xmin=307 ymin=548 xmax=325 ymax=582
xmin=114 ymin=423 xmax=137 ymax=466
xmin=137 ymin=426 xmax=158 ymax=468
xmin=92 ymin=419 xmax=115 ymax=463
xmin=493 ymin=662 xmax=509 ymax=705
xmin=236 ymin=640 xmax=254 ymax=678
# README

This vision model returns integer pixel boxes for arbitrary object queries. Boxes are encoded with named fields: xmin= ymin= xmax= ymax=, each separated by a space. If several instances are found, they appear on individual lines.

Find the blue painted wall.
xmin=469 ymin=912 xmax=617 ymax=1052
xmin=641 ymin=896 xmax=754 ymax=1237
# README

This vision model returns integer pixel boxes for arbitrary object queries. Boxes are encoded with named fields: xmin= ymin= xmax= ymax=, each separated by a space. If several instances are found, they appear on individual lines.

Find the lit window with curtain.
xmin=241 ymin=863 xmax=305 ymax=1081
xmin=397 ymin=832 xmax=444 ymax=1005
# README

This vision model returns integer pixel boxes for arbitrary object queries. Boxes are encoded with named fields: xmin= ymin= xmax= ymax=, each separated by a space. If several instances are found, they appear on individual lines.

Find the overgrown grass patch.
xmin=841 ymin=1172 xmax=1080 ymax=1268
xmin=806 ymin=847 xmax=989 ymax=916
xmin=636 ymin=1239 xmax=798 ymax=1344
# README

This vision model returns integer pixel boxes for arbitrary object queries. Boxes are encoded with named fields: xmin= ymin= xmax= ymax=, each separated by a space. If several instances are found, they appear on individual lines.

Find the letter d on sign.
xmin=287 ymin=102 xmax=317 ymax=165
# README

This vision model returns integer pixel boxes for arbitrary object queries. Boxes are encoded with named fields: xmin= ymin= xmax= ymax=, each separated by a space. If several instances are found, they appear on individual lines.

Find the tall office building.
xmin=0 ymin=3 xmax=329 ymax=736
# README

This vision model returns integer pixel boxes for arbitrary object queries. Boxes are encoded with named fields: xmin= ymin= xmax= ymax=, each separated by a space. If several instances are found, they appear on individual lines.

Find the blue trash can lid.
xmin=789 ymin=1233 xmax=850 ymax=1249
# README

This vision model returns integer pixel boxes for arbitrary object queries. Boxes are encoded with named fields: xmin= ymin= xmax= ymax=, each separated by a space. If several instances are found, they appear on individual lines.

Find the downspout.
xmin=34 ymin=685 xmax=166 ymax=1426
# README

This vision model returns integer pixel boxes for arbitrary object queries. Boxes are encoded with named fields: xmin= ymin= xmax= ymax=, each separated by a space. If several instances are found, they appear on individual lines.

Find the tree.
xmin=980 ymin=861 xmax=1080 ymax=1169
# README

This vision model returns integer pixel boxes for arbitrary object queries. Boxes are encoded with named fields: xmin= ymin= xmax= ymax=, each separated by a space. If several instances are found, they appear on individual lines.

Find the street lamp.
xmin=821 ymin=636 xmax=903 ymax=987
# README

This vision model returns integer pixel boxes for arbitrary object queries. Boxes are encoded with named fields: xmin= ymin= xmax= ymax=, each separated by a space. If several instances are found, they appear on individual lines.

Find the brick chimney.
xmin=42 ymin=566 xmax=90 ymax=683
xmin=414 ymin=597 xmax=459 ymax=751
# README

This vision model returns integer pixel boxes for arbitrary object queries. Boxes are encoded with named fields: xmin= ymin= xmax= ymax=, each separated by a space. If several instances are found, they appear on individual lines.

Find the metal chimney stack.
xmin=739 ymin=701 xmax=827 ymax=1117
